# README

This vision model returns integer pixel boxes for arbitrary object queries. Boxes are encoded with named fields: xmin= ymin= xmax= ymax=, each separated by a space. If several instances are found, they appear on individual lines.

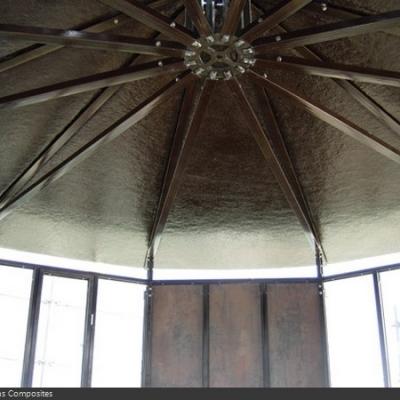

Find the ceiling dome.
xmin=0 ymin=0 xmax=399 ymax=270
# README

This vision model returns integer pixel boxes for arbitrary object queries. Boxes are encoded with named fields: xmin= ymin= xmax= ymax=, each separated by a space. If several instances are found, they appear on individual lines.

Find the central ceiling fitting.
xmin=184 ymin=34 xmax=255 ymax=80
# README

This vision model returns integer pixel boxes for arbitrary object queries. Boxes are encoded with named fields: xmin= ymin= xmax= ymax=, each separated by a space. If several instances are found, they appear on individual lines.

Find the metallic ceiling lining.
xmin=0 ymin=0 xmax=399 ymax=269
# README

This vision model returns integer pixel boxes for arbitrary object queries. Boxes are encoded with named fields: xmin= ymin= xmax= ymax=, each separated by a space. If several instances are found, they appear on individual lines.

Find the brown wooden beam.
xmin=306 ymin=1 xmax=400 ymax=37
xmin=0 ymin=7 xmax=186 ymax=209
xmin=183 ymin=0 xmax=212 ymax=36
xmin=0 ymin=24 xmax=185 ymax=57
xmin=241 ymin=0 xmax=312 ymax=43
xmin=0 ymin=13 xmax=132 ymax=73
xmin=275 ymin=22 xmax=400 ymax=138
xmin=147 ymin=80 xmax=215 ymax=257
xmin=256 ymin=86 xmax=325 ymax=256
xmin=248 ymin=70 xmax=400 ymax=164
xmin=0 ymin=0 xmax=177 ymax=74
xmin=253 ymin=10 xmax=400 ymax=53
xmin=99 ymin=0 xmax=194 ymax=45
xmin=221 ymin=0 xmax=248 ymax=35
xmin=0 ymin=72 xmax=196 ymax=222
xmin=227 ymin=77 xmax=323 ymax=253
xmin=0 ymin=58 xmax=186 ymax=109
xmin=254 ymin=56 xmax=400 ymax=87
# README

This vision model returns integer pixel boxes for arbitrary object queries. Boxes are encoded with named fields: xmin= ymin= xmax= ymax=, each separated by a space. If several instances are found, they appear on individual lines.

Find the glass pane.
xmin=91 ymin=280 xmax=145 ymax=387
xmin=325 ymin=275 xmax=384 ymax=387
xmin=380 ymin=269 xmax=400 ymax=387
xmin=32 ymin=275 xmax=87 ymax=387
xmin=0 ymin=266 xmax=32 ymax=386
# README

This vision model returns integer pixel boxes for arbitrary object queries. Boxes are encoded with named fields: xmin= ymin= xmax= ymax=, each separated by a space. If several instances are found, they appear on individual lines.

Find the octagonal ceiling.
xmin=0 ymin=0 xmax=399 ymax=271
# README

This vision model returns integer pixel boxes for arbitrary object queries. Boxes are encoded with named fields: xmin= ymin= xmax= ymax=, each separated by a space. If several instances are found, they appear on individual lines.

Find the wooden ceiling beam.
xmin=253 ymin=10 xmax=400 ymax=53
xmin=241 ymin=0 xmax=312 ymax=43
xmin=221 ymin=0 xmax=248 ymax=35
xmin=182 ymin=0 xmax=212 ymax=36
xmin=0 ymin=73 xmax=196 ymax=222
xmin=0 ymin=58 xmax=186 ymax=109
xmin=147 ymin=79 xmax=215 ymax=257
xmin=0 ymin=7 xmax=186 ymax=209
xmin=273 ymin=22 xmax=400 ymax=138
xmin=99 ymin=0 xmax=194 ymax=45
xmin=227 ymin=77 xmax=324 ymax=254
xmin=255 ymin=56 xmax=400 ymax=88
xmin=248 ymin=70 xmax=400 ymax=164
xmin=0 ymin=24 xmax=185 ymax=57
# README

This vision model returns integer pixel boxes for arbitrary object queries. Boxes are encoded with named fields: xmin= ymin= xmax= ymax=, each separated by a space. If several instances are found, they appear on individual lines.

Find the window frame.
xmin=1 ymin=256 xmax=400 ymax=388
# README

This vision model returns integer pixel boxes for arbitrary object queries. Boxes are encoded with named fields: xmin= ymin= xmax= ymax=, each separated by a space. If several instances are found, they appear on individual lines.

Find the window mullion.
xmin=21 ymin=268 xmax=43 ymax=387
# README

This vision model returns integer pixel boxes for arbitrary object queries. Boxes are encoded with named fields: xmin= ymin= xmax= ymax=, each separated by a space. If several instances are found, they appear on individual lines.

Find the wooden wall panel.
xmin=150 ymin=285 xmax=204 ymax=387
xmin=209 ymin=284 xmax=263 ymax=387
xmin=267 ymin=283 xmax=327 ymax=387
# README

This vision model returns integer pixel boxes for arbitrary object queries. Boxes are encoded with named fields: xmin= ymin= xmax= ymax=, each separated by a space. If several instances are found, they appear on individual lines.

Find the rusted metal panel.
xmin=150 ymin=285 xmax=203 ymax=387
xmin=267 ymin=283 xmax=326 ymax=387
xmin=209 ymin=284 xmax=263 ymax=387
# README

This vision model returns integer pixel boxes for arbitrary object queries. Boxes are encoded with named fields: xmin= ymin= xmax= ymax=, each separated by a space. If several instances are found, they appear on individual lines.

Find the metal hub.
xmin=184 ymin=34 xmax=255 ymax=80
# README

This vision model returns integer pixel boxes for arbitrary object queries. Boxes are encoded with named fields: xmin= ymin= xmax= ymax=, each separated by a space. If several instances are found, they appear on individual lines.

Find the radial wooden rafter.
xmin=99 ymin=0 xmax=194 ymax=45
xmin=253 ymin=10 xmax=400 ymax=53
xmin=0 ymin=6 xmax=186 ymax=209
xmin=275 ymin=22 xmax=400 ymax=138
xmin=0 ymin=59 xmax=186 ymax=109
xmin=0 ymin=1 xmax=399 ymax=267
xmin=0 ymin=0 xmax=178 ymax=73
xmin=147 ymin=80 xmax=215 ymax=259
xmin=241 ymin=0 xmax=313 ymax=43
xmin=254 ymin=56 xmax=400 ymax=88
xmin=248 ymin=70 xmax=400 ymax=165
xmin=0 ymin=24 xmax=186 ymax=57
xmin=249 ymin=0 xmax=400 ymax=139
xmin=232 ymin=80 xmax=325 ymax=256
xmin=0 ymin=73 xmax=196 ymax=221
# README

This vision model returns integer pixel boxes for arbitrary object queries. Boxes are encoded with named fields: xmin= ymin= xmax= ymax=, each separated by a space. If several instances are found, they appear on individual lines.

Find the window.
xmin=380 ymin=270 xmax=400 ymax=387
xmin=0 ymin=266 xmax=32 ymax=386
xmin=91 ymin=280 xmax=145 ymax=387
xmin=32 ymin=275 xmax=88 ymax=387
xmin=324 ymin=275 xmax=384 ymax=387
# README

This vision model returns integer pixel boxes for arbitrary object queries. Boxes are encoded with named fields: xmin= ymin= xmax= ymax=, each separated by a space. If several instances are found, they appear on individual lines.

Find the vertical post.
xmin=81 ymin=276 xmax=98 ymax=387
xmin=373 ymin=272 xmax=391 ymax=387
xmin=21 ymin=269 xmax=43 ymax=387
xmin=202 ymin=284 xmax=210 ymax=387
xmin=142 ymin=253 xmax=154 ymax=387
xmin=316 ymin=246 xmax=330 ymax=387
xmin=260 ymin=283 xmax=269 ymax=387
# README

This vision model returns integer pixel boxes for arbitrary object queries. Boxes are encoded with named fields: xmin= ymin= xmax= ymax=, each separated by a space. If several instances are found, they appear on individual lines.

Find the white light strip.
xmin=325 ymin=252 xmax=400 ymax=276
xmin=153 ymin=264 xmax=317 ymax=280
xmin=0 ymin=247 xmax=147 ymax=279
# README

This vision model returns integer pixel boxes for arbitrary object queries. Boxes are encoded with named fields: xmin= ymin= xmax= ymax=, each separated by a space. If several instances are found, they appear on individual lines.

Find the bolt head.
xmin=113 ymin=18 xmax=119 ymax=24
xmin=224 ymin=71 xmax=232 ymax=80
xmin=155 ymin=40 xmax=162 ymax=47
xmin=258 ymin=17 xmax=263 ymax=23
xmin=158 ymin=60 xmax=163 ymax=66
xmin=321 ymin=3 xmax=328 ymax=11
xmin=209 ymin=71 xmax=218 ymax=80
xmin=192 ymin=41 xmax=202 ymax=48
xmin=222 ymin=34 xmax=230 ymax=43
xmin=275 ymin=35 xmax=282 ymax=42
xmin=263 ymin=73 xmax=268 ymax=78
xmin=276 ymin=56 xmax=282 ymax=62
xmin=194 ymin=67 xmax=205 ymax=75
xmin=206 ymin=36 xmax=215 ymax=43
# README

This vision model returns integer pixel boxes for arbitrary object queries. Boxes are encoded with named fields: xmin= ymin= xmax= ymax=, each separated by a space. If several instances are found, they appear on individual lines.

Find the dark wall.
xmin=148 ymin=282 xmax=327 ymax=387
